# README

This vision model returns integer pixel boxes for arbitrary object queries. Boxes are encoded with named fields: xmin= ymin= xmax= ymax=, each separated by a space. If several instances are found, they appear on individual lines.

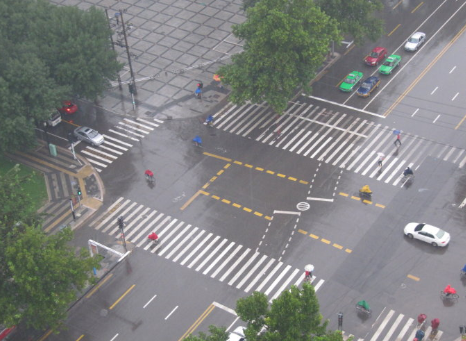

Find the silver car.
xmin=73 ymin=126 xmax=104 ymax=146
xmin=404 ymin=32 xmax=426 ymax=51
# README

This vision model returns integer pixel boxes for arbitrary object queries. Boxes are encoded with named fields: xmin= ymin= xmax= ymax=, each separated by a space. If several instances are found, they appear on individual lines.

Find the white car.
xmin=228 ymin=326 xmax=246 ymax=341
xmin=404 ymin=223 xmax=450 ymax=247
xmin=404 ymin=32 xmax=426 ymax=51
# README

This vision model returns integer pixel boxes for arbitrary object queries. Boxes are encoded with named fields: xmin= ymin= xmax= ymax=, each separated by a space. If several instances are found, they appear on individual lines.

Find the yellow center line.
xmin=455 ymin=114 xmax=466 ymax=130
xmin=85 ymin=274 xmax=113 ymax=298
xmin=37 ymin=330 xmax=54 ymax=341
xmin=344 ymin=45 xmax=355 ymax=56
xmin=411 ymin=2 xmax=423 ymax=13
xmin=393 ymin=0 xmax=403 ymax=10
xmin=387 ymin=24 xmax=401 ymax=37
xmin=202 ymin=152 xmax=232 ymax=162
xmin=384 ymin=23 xmax=466 ymax=117
xmin=62 ymin=120 xmax=81 ymax=127
xmin=76 ymin=335 xmax=85 ymax=341
xmin=109 ymin=284 xmax=135 ymax=310
xmin=180 ymin=190 xmax=203 ymax=211
xmin=179 ymin=304 xmax=215 ymax=340
xmin=407 ymin=274 xmax=420 ymax=281
xmin=309 ymin=234 xmax=319 ymax=239
xmin=298 ymin=229 xmax=308 ymax=235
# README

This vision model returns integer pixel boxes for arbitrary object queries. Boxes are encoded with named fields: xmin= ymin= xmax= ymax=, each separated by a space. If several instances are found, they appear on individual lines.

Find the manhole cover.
xmin=297 ymin=202 xmax=310 ymax=211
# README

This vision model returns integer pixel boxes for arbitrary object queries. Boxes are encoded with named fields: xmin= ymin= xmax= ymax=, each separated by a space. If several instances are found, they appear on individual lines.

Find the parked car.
xmin=0 ymin=325 xmax=16 ymax=341
xmin=404 ymin=32 xmax=426 ymax=51
xmin=364 ymin=47 xmax=388 ymax=66
xmin=73 ymin=126 xmax=104 ymax=146
xmin=46 ymin=110 xmax=62 ymax=127
xmin=58 ymin=101 xmax=78 ymax=115
xmin=339 ymin=71 xmax=364 ymax=92
xmin=379 ymin=55 xmax=401 ymax=75
xmin=404 ymin=223 xmax=450 ymax=247
xmin=228 ymin=326 xmax=246 ymax=341
xmin=356 ymin=76 xmax=380 ymax=97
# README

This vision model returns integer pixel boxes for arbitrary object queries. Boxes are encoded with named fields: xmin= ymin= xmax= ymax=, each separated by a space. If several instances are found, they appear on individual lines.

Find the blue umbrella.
xmin=393 ymin=129 xmax=401 ymax=135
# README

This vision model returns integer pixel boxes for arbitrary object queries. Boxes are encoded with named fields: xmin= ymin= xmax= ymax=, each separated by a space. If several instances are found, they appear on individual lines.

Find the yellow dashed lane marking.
xmin=199 ymin=192 xmax=271 ymax=220
xmin=203 ymin=152 xmax=309 ymax=185
xmin=339 ymin=192 xmax=385 ymax=209
xmin=407 ymin=274 xmax=420 ymax=281
xmin=298 ymin=231 xmax=352 ymax=253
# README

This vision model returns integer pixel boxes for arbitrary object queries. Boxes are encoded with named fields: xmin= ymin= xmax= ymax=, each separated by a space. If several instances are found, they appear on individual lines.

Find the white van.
xmin=46 ymin=111 xmax=62 ymax=127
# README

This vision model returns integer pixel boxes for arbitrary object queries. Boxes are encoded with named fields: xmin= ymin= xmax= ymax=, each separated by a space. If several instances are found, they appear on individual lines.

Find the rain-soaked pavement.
xmin=18 ymin=0 xmax=466 ymax=340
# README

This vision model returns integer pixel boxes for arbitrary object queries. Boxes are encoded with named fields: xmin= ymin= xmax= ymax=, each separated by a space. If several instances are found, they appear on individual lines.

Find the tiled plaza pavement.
xmin=51 ymin=0 xmax=246 ymax=119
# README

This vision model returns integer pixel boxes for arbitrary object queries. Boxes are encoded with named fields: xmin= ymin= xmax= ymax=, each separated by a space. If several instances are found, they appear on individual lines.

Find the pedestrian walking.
xmin=394 ymin=133 xmax=401 ymax=146
xmin=195 ymin=87 xmax=202 ymax=99
xmin=377 ymin=153 xmax=385 ymax=168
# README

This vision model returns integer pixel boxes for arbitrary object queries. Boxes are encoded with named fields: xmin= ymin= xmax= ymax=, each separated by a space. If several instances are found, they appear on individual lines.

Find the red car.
xmin=58 ymin=101 xmax=78 ymax=115
xmin=364 ymin=47 xmax=388 ymax=66
xmin=0 ymin=325 xmax=16 ymax=340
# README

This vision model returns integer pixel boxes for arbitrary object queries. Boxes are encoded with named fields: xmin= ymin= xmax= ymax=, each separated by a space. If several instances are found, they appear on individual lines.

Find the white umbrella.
xmin=304 ymin=264 xmax=314 ymax=272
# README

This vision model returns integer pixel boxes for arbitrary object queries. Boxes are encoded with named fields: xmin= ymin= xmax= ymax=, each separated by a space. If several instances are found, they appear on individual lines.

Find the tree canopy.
xmin=0 ymin=165 xmax=100 ymax=330
xmin=219 ymin=0 xmax=341 ymax=115
xmin=186 ymin=284 xmax=348 ymax=341
xmin=315 ymin=0 xmax=384 ymax=45
xmin=0 ymin=0 xmax=122 ymax=154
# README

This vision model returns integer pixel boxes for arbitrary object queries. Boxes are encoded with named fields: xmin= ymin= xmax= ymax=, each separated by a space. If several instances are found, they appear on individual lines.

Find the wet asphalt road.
xmin=40 ymin=1 xmax=466 ymax=340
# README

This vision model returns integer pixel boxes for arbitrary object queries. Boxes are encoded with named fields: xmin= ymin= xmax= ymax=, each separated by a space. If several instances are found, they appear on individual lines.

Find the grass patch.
xmin=0 ymin=154 xmax=48 ymax=213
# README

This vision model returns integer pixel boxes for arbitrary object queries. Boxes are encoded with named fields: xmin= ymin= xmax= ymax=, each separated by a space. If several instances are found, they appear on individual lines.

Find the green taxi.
xmin=339 ymin=71 xmax=363 ymax=92
xmin=379 ymin=55 xmax=401 ymax=75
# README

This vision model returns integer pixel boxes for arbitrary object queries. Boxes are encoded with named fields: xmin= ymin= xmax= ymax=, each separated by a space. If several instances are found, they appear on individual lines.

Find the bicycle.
xmin=145 ymin=174 xmax=154 ymax=184
xmin=440 ymin=291 xmax=459 ymax=301
xmin=400 ymin=173 xmax=415 ymax=183
xmin=355 ymin=301 xmax=371 ymax=317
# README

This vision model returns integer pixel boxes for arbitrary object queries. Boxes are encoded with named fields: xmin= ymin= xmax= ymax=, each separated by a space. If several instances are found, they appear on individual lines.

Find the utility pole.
xmin=120 ymin=9 xmax=137 ymax=96
xmin=105 ymin=9 xmax=122 ymax=90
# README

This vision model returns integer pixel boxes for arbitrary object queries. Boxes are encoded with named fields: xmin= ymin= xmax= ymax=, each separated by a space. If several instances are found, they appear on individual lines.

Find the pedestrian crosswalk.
xmin=76 ymin=117 xmax=163 ymax=172
xmin=90 ymin=197 xmax=325 ymax=299
xmin=212 ymin=101 xmax=466 ymax=186
xmin=347 ymin=308 xmax=443 ymax=341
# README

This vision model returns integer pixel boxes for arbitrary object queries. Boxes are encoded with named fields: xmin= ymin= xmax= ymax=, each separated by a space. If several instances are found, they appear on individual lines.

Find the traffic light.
xmin=128 ymin=82 xmax=135 ymax=94
xmin=77 ymin=187 xmax=82 ymax=196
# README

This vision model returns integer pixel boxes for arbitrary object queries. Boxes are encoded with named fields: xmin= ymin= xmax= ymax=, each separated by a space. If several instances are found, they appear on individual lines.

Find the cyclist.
xmin=443 ymin=284 xmax=456 ymax=296
xmin=145 ymin=169 xmax=154 ymax=182
xmin=403 ymin=167 xmax=414 ymax=177
xmin=193 ymin=135 xmax=202 ymax=147
xmin=360 ymin=185 xmax=372 ymax=195
xmin=148 ymin=232 xmax=158 ymax=243
xmin=206 ymin=115 xmax=214 ymax=126
xmin=356 ymin=300 xmax=371 ymax=313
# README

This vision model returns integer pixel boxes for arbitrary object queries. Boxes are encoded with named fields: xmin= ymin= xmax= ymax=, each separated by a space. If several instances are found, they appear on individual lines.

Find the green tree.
xmin=184 ymin=325 xmax=229 ymax=341
xmin=0 ymin=226 xmax=100 ymax=330
xmin=219 ymin=0 xmax=340 ymax=115
xmin=30 ymin=3 xmax=123 ymax=100
xmin=0 ymin=164 xmax=42 ymax=233
xmin=0 ymin=0 xmax=123 ymax=153
xmin=315 ymin=0 xmax=384 ymax=45
xmin=237 ymin=284 xmax=331 ymax=341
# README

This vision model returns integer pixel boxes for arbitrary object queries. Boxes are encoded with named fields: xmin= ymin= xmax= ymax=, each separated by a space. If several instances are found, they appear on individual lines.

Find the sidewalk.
xmin=6 ymin=140 xmax=104 ymax=235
